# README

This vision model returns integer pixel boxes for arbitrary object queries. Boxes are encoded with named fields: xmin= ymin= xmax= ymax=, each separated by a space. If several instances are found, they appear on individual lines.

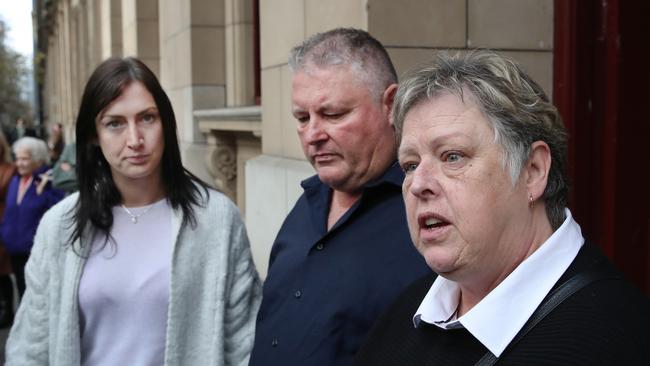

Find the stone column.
xmin=224 ymin=0 xmax=256 ymax=107
xmin=159 ymin=0 xmax=227 ymax=184
xmin=122 ymin=0 xmax=159 ymax=75
xmin=84 ymin=0 xmax=103 ymax=74
xmin=69 ymin=3 xmax=81 ymax=116
xmin=100 ymin=0 xmax=122 ymax=59
xmin=45 ymin=37 xmax=57 ymax=126
xmin=61 ymin=0 xmax=74 ymax=125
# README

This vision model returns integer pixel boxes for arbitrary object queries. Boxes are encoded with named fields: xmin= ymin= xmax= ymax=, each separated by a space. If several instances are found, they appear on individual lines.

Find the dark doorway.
xmin=554 ymin=0 xmax=650 ymax=294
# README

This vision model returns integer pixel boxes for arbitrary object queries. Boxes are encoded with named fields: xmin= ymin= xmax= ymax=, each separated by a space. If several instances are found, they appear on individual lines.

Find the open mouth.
xmin=419 ymin=215 xmax=450 ymax=230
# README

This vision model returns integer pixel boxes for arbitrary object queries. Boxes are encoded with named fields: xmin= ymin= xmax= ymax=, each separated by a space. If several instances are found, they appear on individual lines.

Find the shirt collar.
xmin=300 ymin=161 xmax=403 ymax=192
xmin=300 ymin=162 xmax=403 ymax=234
xmin=413 ymin=208 xmax=584 ymax=357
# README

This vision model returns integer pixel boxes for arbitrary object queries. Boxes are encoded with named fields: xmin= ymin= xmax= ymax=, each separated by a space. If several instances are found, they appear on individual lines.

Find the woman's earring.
xmin=528 ymin=193 xmax=534 ymax=208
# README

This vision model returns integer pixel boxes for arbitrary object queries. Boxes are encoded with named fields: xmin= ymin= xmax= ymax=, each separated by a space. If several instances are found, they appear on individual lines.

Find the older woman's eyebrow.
xmin=399 ymin=131 xmax=471 ymax=154
xmin=428 ymin=131 xmax=470 ymax=144
xmin=397 ymin=144 xmax=417 ymax=159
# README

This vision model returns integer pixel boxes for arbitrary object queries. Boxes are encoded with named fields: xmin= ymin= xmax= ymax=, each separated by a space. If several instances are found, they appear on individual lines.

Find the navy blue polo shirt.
xmin=249 ymin=162 xmax=431 ymax=366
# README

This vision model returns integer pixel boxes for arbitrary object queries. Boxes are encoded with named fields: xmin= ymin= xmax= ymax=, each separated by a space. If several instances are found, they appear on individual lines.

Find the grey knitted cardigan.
xmin=5 ymin=189 xmax=262 ymax=365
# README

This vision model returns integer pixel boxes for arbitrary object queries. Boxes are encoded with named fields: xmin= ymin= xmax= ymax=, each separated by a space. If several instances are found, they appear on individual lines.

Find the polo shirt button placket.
xmin=316 ymin=243 xmax=324 ymax=250
xmin=271 ymin=339 xmax=279 ymax=347
xmin=294 ymin=290 xmax=302 ymax=299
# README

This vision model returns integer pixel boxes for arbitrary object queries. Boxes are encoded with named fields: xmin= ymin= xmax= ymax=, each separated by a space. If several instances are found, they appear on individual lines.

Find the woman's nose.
xmin=126 ymin=123 xmax=143 ymax=149
xmin=408 ymin=162 xmax=440 ymax=198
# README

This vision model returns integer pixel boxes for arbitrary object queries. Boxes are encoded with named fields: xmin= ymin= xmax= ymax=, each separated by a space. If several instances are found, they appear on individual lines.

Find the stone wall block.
xmin=468 ymin=0 xmax=553 ymax=49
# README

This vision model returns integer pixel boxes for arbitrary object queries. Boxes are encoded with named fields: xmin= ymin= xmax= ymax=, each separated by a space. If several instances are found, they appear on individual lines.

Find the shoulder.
xmin=565 ymin=243 xmax=648 ymax=311
xmin=43 ymin=192 xmax=78 ymax=220
xmin=33 ymin=193 xmax=77 ymax=239
xmin=369 ymin=273 xmax=436 ymax=332
xmin=37 ymin=192 xmax=76 ymax=224
xmin=26 ymin=194 xmax=77 ymax=262
xmin=356 ymin=273 xmax=437 ymax=362
xmin=196 ymin=187 xmax=241 ymax=218
xmin=187 ymin=186 xmax=245 ymax=234
xmin=524 ymin=244 xmax=650 ymax=358
xmin=392 ymin=273 xmax=437 ymax=313
xmin=510 ymin=281 xmax=650 ymax=363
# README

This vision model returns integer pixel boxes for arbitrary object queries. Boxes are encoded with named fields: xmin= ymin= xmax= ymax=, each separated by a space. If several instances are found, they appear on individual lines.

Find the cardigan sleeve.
xmin=223 ymin=209 xmax=263 ymax=366
xmin=4 ymin=208 xmax=57 ymax=365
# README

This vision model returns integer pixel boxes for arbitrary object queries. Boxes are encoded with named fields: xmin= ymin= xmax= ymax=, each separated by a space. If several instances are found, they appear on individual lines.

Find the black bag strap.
xmin=474 ymin=268 xmax=621 ymax=366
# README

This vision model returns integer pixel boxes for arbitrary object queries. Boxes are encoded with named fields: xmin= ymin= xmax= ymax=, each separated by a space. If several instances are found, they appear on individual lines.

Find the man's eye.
xmin=324 ymin=112 xmax=344 ymax=120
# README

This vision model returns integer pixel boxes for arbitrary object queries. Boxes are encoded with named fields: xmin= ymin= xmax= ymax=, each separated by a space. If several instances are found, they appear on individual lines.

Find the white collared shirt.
xmin=413 ymin=208 xmax=584 ymax=357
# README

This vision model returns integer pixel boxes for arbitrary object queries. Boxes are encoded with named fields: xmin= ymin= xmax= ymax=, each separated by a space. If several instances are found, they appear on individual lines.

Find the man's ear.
xmin=525 ymin=140 xmax=552 ymax=201
xmin=382 ymin=83 xmax=398 ymax=126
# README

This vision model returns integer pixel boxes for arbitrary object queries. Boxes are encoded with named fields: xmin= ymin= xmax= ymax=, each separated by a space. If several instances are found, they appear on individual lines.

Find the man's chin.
xmin=317 ymin=170 xmax=348 ymax=189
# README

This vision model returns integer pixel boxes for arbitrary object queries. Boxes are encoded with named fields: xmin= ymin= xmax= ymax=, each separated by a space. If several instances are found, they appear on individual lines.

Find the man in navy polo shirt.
xmin=249 ymin=28 xmax=430 ymax=366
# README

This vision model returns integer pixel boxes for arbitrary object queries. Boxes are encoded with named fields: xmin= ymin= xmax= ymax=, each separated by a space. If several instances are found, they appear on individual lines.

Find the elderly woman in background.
xmin=0 ymin=137 xmax=64 ymax=298
xmin=0 ymin=131 xmax=17 ymax=327
xmin=356 ymin=51 xmax=649 ymax=365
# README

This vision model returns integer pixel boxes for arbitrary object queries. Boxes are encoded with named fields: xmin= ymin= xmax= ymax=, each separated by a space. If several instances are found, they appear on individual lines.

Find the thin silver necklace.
xmin=121 ymin=204 xmax=155 ymax=224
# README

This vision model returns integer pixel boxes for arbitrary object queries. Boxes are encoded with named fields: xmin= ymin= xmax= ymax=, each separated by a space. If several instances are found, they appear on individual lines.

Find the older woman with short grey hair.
xmin=356 ymin=50 xmax=649 ymax=365
xmin=392 ymin=51 xmax=568 ymax=228
xmin=0 ymin=136 xmax=64 ymax=297
xmin=12 ymin=136 xmax=51 ymax=167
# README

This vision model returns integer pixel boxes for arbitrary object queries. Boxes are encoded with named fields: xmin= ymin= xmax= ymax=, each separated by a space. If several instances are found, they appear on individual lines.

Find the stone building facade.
xmin=34 ymin=0 xmax=554 ymax=277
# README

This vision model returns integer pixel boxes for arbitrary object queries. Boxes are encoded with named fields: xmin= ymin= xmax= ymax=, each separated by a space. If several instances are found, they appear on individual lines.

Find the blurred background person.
xmin=5 ymin=57 xmax=261 ymax=365
xmin=0 ymin=131 xmax=16 ymax=328
xmin=7 ymin=118 xmax=36 ymax=146
xmin=47 ymin=122 xmax=65 ymax=164
xmin=51 ymin=142 xmax=78 ymax=195
xmin=0 ymin=137 xmax=64 ymax=299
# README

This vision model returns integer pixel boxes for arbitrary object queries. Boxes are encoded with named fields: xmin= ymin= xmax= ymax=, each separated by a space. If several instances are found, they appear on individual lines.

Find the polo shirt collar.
xmin=300 ymin=161 xmax=403 ymax=234
xmin=300 ymin=161 xmax=403 ymax=192
xmin=366 ymin=161 xmax=404 ymax=188
xmin=413 ymin=208 xmax=584 ymax=357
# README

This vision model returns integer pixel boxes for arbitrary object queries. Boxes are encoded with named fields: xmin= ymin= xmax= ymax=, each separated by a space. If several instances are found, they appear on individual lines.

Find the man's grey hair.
xmin=393 ymin=50 xmax=568 ymax=229
xmin=288 ymin=28 xmax=397 ymax=100
xmin=13 ymin=136 xmax=51 ymax=165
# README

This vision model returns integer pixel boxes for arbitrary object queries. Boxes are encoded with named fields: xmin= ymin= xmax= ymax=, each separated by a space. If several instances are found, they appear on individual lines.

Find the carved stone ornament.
xmin=205 ymin=136 xmax=237 ymax=199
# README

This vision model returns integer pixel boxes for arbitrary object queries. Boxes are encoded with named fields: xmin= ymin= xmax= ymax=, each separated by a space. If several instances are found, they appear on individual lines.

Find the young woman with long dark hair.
xmin=6 ymin=57 xmax=262 ymax=365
